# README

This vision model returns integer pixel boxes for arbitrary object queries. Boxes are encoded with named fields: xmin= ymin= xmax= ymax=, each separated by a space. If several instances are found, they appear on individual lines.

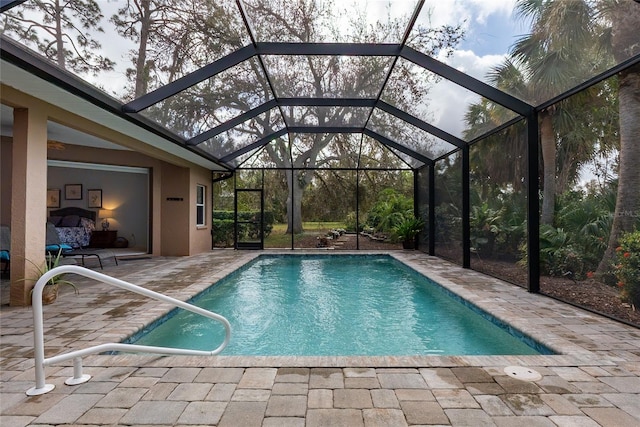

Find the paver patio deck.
xmin=1 ymin=250 xmax=639 ymax=426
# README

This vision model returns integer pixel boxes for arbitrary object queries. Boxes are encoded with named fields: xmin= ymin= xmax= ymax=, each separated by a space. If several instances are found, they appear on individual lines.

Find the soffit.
xmin=0 ymin=58 xmax=229 ymax=170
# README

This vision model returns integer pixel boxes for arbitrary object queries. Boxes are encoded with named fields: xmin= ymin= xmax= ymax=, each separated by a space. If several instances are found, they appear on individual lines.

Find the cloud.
xmin=464 ymin=0 xmax=516 ymax=25
xmin=443 ymin=50 xmax=507 ymax=81
xmin=420 ymin=0 xmax=515 ymax=27
xmin=427 ymin=49 xmax=508 ymax=138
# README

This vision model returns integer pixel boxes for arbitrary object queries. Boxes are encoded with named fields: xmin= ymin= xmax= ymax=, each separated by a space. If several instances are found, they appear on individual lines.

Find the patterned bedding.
xmin=51 ymin=217 xmax=96 ymax=248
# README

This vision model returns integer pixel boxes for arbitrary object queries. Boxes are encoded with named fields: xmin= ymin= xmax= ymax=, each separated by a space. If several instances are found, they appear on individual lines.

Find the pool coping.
xmin=125 ymin=252 xmax=552 ymax=357
xmin=3 ymin=250 xmax=637 ymax=373
xmin=70 ymin=250 xmax=638 ymax=370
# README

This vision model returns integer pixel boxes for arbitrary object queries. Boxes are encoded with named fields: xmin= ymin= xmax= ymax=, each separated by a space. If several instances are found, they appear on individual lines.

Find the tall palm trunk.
xmin=596 ymin=3 xmax=640 ymax=278
xmin=597 ymin=66 xmax=640 ymax=276
xmin=540 ymin=109 xmax=556 ymax=225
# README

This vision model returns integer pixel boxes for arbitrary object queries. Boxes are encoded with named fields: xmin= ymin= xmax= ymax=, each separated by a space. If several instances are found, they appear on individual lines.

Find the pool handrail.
xmin=27 ymin=265 xmax=231 ymax=396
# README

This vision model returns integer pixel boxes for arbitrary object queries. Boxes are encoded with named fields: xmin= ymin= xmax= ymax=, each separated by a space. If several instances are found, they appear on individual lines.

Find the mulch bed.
xmin=472 ymin=258 xmax=640 ymax=327
xmin=270 ymin=233 xmax=403 ymax=250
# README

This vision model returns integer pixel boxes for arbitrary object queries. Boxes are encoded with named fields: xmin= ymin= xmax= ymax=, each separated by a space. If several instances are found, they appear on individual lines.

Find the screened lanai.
xmin=1 ymin=0 xmax=639 ymax=324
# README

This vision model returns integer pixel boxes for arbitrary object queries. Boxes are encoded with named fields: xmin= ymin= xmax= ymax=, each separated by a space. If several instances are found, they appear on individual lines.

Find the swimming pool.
xmin=129 ymin=255 xmax=549 ymax=356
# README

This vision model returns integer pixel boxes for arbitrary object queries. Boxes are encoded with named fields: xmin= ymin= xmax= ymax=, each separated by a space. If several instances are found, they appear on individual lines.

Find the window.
xmin=196 ymin=184 xmax=206 ymax=227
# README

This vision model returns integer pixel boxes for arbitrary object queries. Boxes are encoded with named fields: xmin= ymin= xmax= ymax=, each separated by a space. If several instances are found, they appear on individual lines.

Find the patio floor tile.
xmin=1 ymin=251 xmax=639 ymax=426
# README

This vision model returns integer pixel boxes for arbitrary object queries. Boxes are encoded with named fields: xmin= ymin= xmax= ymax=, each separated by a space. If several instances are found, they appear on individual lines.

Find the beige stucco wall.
xmin=157 ymin=163 xmax=213 ymax=256
xmin=190 ymin=168 xmax=213 ymax=254
xmin=10 ymin=106 xmax=49 ymax=305
xmin=1 ymin=137 xmax=12 ymax=225
xmin=160 ymin=163 xmax=190 ymax=256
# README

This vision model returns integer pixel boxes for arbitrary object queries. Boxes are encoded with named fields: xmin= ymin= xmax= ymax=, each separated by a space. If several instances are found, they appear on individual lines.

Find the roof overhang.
xmin=0 ymin=38 xmax=230 ymax=171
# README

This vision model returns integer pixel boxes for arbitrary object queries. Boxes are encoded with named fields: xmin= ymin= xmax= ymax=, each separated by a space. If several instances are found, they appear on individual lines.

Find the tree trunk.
xmin=135 ymin=0 xmax=152 ymax=98
xmin=596 ymin=3 xmax=640 ymax=279
xmin=286 ymin=170 xmax=304 ymax=234
xmin=597 ymin=67 xmax=640 ymax=277
xmin=54 ymin=0 xmax=65 ymax=68
xmin=540 ymin=110 xmax=556 ymax=225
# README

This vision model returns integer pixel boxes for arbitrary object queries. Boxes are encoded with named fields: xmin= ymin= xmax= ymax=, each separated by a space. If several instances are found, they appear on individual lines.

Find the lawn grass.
xmin=270 ymin=222 xmax=345 ymax=234
xmin=266 ymin=222 xmax=346 ymax=247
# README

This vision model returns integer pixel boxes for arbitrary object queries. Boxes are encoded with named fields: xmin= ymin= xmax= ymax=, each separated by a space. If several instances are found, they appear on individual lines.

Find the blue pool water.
xmin=130 ymin=255 xmax=547 ymax=356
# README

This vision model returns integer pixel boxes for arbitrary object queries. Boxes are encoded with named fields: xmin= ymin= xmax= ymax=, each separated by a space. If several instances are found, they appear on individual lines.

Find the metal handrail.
xmin=27 ymin=265 xmax=231 ymax=396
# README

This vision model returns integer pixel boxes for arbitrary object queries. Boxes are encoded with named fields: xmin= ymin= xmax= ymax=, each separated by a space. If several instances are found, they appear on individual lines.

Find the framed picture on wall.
xmin=88 ymin=189 xmax=102 ymax=208
xmin=65 ymin=184 xmax=82 ymax=200
xmin=47 ymin=189 xmax=60 ymax=208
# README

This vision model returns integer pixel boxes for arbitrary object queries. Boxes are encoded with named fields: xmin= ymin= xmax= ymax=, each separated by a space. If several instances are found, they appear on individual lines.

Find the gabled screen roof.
xmin=2 ymin=0 xmax=638 ymax=170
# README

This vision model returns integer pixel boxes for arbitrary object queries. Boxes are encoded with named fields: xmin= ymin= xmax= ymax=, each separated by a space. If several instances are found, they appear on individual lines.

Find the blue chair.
xmin=45 ymin=222 xmax=116 ymax=270
xmin=1 ymin=225 xmax=9 ymax=274
xmin=45 ymin=222 xmax=74 ymax=255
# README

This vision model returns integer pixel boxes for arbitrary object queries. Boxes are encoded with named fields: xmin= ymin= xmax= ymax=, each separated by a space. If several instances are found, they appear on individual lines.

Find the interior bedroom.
xmin=46 ymin=160 xmax=150 ymax=256
xmin=2 ymin=96 xmax=216 ymax=306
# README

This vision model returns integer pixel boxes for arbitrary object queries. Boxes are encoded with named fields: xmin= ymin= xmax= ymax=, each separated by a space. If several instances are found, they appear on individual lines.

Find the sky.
xmin=419 ymin=0 xmax=524 ymax=138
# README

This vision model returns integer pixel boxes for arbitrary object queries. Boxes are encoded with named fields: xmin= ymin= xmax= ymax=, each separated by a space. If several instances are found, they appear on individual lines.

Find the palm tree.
xmin=466 ymin=61 xmax=607 ymax=222
xmin=509 ymin=0 xmax=596 ymax=225
xmin=464 ymin=94 xmax=528 ymax=195
xmin=470 ymin=0 xmax=636 ymax=279
xmin=596 ymin=1 xmax=640 ymax=277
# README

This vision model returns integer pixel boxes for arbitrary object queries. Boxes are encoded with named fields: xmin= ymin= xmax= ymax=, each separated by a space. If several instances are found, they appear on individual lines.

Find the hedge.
xmin=212 ymin=210 xmax=274 ymax=246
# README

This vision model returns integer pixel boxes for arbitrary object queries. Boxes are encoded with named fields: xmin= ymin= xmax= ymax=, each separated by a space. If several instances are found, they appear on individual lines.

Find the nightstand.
xmin=89 ymin=230 xmax=118 ymax=248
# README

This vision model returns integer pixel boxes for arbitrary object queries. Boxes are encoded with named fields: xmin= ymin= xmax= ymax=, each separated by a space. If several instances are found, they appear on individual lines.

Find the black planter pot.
xmin=402 ymin=239 xmax=415 ymax=250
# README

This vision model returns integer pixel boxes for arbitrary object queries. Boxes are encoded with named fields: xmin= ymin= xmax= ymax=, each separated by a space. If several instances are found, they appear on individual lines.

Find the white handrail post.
xmin=26 ymin=274 xmax=56 ymax=396
xmin=66 ymin=356 xmax=91 ymax=385
xmin=27 ymin=265 xmax=231 ymax=396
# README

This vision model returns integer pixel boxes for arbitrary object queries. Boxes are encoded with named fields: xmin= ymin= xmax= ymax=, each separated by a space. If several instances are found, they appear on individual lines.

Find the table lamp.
xmin=98 ymin=209 xmax=114 ymax=231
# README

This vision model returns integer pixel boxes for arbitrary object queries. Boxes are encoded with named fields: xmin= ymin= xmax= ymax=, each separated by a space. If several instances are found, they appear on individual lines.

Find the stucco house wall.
xmin=1 ymin=84 xmax=216 ymax=305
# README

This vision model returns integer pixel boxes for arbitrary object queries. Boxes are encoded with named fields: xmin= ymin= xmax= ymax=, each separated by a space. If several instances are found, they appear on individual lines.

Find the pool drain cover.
xmin=504 ymin=366 xmax=542 ymax=381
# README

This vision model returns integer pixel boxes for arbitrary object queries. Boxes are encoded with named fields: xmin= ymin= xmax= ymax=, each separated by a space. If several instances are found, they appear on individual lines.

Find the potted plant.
xmin=394 ymin=216 xmax=424 ymax=250
xmin=26 ymin=249 xmax=78 ymax=305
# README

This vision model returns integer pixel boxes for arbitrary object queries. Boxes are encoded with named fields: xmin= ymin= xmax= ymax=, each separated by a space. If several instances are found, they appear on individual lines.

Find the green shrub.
xmin=519 ymin=224 xmax=586 ymax=278
xmin=556 ymin=191 xmax=612 ymax=274
xmin=470 ymin=202 xmax=502 ymax=256
xmin=393 ymin=216 xmax=424 ymax=241
xmin=435 ymin=203 xmax=461 ymax=244
xmin=366 ymin=189 xmax=413 ymax=233
xmin=212 ymin=210 xmax=275 ymax=246
xmin=211 ymin=219 xmax=234 ymax=247
xmin=614 ymin=230 xmax=640 ymax=309
xmin=539 ymin=225 xmax=571 ymax=276
xmin=344 ymin=211 xmax=364 ymax=233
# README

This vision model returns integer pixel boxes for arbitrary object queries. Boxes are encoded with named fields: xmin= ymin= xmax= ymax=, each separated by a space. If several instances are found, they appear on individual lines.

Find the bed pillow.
xmin=47 ymin=216 xmax=62 ymax=226
xmin=80 ymin=217 xmax=96 ymax=232
xmin=58 ymin=215 xmax=81 ymax=227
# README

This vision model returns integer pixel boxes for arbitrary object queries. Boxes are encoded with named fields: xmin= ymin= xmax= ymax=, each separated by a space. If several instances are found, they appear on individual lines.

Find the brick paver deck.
xmin=1 ymin=250 xmax=639 ymax=426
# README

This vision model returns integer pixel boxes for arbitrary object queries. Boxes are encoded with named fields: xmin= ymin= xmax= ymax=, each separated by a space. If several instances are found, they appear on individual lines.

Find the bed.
xmin=47 ymin=207 xmax=97 ymax=249
xmin=47 ymin=208 xmax=117 ymax=269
